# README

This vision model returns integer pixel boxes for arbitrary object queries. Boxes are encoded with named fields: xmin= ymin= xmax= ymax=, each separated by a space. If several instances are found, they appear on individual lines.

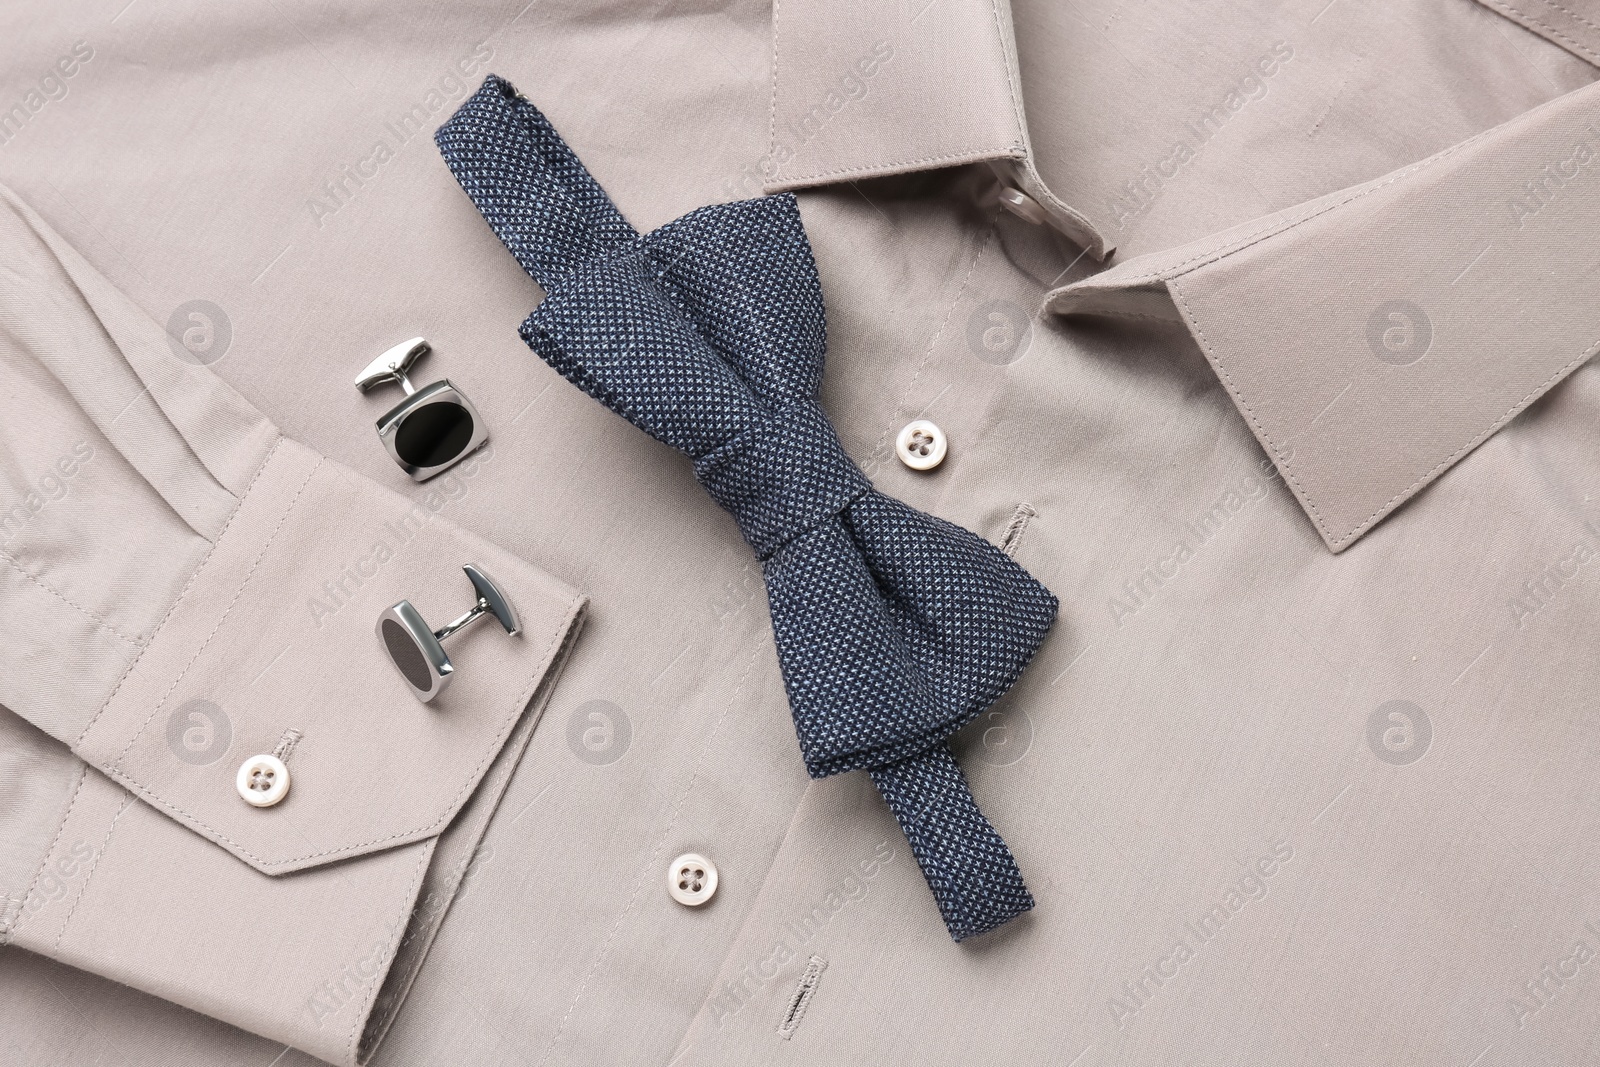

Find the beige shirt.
xmin=2 ymin=1 xmax=1598 ymax=1064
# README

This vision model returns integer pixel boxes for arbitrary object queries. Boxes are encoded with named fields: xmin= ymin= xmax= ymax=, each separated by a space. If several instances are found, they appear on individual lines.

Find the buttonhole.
xmin=999 ymin=502 xmax=1037 ymax=558
xmin=777 ymin=955 xmax=827 ymax=1040
xmin=272 ymin=728 xmax=304 ymax=762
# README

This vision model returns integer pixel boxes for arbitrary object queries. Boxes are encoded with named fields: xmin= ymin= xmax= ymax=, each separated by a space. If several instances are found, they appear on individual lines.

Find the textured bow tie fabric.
xmin=436 ymin=75 xmax=1059 ymax=940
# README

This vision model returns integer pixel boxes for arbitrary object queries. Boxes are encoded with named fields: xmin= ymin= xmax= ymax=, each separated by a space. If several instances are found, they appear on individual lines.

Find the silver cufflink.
xmin=355 ymin=338 xmax=488 ymax=481
xmin=377 ymin=564 xmax=519 ymax=702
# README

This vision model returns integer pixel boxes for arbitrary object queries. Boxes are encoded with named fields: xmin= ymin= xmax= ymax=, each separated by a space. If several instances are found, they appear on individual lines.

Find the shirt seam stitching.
xmin=770 ymin=144 xmax=1026 ymax=187
xmin=1093 ymin=132 xmax=1491 ymax=291
xmin=74 ymin=435 xmax=285 ymax=751
xmin=0 ymin=546 xmax=144 ymax=647
xmin=1052 ymin=306 xmax=1179 ymax=325
xmin=1480 ymin=0 xmax=1600 ymax=64
xmin=1168 ymin=276 xmax=1332 ymax=542
xmin=1322 ymin=339 xmax=1600 ymax=546
xmin=767 ymin=0 xmax=781 ymax=185
xmin=1545 ymin=0 xmax=1600 ymax=35
xmin=2 ymin=763 xmax=88 ymax=945
xmin=91 ymin=589 xmax=583 ymax=870
xmin=350 ymin=839 xmax=434 ymax=1066
xmin=864 ymin=208 xmax=1000 ymax=470
xmin=1171 ymin=275 xmax=1600 ymax=548
xmin=108 ymin=452 xmax=324 ymax=773
xmin=987 ymin=0 xmax=1029 ymax=147
xmin=51 ymin=791 xmax=135 ymax=951
xmin=534 ymin=638 xmax=765 ymax=1067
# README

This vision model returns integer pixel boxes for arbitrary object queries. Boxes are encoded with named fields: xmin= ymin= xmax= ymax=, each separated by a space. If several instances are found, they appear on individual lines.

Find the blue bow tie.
xmin=437 ymin=75 xmax=1059 ymax=940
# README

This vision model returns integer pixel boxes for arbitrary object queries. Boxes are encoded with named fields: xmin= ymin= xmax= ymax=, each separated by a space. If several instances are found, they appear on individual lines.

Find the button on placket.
xmin=667 ymin=852 xmax=717 ymax=907
xmin=896 ymin=419 xmax=947 ymax=471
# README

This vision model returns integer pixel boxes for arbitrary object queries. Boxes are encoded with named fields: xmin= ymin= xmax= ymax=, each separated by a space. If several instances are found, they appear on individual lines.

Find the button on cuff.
xmin=236 ymin=754 xmax=290 ymax=808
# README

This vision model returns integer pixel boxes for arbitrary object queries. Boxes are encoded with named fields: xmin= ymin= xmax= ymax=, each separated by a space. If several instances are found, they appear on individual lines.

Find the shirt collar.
xmin=764 ymin=0 xmax=1600 ymax=552
xmin=1049 ymin=80 xmax=1600 ymax=551
xmin=761 ymin=0 xmax=1110 ymax=257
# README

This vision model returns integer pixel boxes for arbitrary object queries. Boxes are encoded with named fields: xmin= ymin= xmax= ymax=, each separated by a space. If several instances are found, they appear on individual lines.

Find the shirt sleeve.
xmin=0 ymin=183 xmax=585 ymax=1065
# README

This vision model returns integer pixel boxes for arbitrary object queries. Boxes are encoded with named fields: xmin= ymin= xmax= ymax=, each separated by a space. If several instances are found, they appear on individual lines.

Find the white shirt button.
xmin=668 ymin=852 xmax=717 ymax=907
xmin=997 ymin=186 xmax=1047 ymax=225
xmin=896 ymin=419 xmax=948 ymax=471
xmin=236 ymin=754 xmax=290 ymax=808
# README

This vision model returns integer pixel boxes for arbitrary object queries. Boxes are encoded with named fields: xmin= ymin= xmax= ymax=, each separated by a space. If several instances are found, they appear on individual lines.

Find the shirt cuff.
xmin=0 ymin=177 xmax=585 ymax=1064
xmin=7 ymin=434 xmax=583 ymax=1064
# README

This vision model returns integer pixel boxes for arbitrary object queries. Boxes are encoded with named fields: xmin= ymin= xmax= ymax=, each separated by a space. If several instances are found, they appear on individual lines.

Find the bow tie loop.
xmin=519 ymin=199 xmax=832 ymax=464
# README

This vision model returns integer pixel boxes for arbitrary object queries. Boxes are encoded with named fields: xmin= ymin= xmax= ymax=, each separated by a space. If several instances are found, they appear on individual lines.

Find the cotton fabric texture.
xmin=0 ymin=1 xmax=1598 ymax=1065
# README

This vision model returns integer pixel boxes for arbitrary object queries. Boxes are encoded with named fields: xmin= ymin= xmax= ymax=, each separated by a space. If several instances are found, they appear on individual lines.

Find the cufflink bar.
xmin=376 ymin=563 xmax=520 ymax=702
xmin=355 ymin=338 xmax=489 ymax=482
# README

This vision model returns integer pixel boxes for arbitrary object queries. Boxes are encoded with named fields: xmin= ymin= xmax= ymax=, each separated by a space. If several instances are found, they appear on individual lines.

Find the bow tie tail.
xmin=869 ymin=746 xmax=1035 ymax=942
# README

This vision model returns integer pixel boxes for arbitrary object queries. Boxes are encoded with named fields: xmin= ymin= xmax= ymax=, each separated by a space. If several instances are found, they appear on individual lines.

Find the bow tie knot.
xmin=694 ymin=399 xmax=870 ymax=560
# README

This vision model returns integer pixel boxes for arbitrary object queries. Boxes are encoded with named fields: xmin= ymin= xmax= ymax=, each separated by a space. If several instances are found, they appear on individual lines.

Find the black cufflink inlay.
xmin=355 ymin=338 xmax=488 ymax=481
xmin=376 ymin=564 xmax=520 ymax=702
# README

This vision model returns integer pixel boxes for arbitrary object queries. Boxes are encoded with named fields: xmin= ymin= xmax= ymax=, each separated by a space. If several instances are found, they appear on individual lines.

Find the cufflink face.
xmin=375 ymin=381 xmax=488 ymax=481
xmin=356 ymin=338 xmax=489 ymax=482
xmin=376 ymin=564 xmax=519 ymax=703
xmin=377 ymin=600 xmax=454 ymax=702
